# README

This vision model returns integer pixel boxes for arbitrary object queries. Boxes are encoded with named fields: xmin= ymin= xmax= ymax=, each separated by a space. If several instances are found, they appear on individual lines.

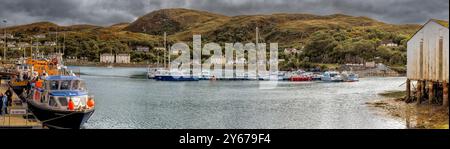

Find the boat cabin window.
xmin=60 ymin=80 xmax=71 ymax=90
xmin=58 ymin=97 xmax=68 ymax=106
xmin=72 ymin=80 xmax=86 ymax=91
xmin=49 ymin=97 xmax=58 ymax=107
xmin=41 ymin=95 xmax=47 ymax=103
xmin=50 ymin=81 xmax=59 ymax=90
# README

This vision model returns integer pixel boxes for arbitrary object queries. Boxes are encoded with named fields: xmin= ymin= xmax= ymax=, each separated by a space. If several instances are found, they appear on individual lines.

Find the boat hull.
xmin=155 ymin=75 xmax=199 ymax=81
xmin=26 ymin=99 xmax=95 ymax=129
xmin=290 ymin=76 xmax=312 ymax=81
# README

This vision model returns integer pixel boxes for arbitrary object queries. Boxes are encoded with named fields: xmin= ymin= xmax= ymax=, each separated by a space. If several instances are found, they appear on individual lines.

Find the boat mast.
xmin=30 ymin=37 xmax=32 ymax=58
xmin=63 ymin=33 xmax=65 ymax=55
xmin=164 ymin=32 xmax=167 ymax=69
xmin=168 ymin=43 xmax=171 ymax=70
xmin=56 ymin=27 xmax=59 ymax=54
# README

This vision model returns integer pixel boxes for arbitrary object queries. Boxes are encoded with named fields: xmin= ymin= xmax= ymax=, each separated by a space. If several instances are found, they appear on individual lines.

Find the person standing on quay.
xmin=1 ymin=93 xmax=7 ymax=115
xmin=0 ymin=93 xmax=4 ymax=115
xmin=5 ymin=89 xmax=12 ymax=107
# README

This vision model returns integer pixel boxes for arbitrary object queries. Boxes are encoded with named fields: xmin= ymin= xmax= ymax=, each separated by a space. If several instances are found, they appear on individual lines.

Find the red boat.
xmin=289 ymin=75 xmax=312 ymax=81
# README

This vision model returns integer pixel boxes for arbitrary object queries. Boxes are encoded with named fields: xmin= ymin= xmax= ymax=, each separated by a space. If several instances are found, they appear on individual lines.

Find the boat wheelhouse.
xmin=27 ymin=75 xmax=95 ymax=129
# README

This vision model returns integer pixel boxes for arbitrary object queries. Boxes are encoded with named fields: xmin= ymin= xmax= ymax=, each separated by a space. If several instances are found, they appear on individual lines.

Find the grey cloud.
xmin=0 ymin=0 xmax=448 ymax=26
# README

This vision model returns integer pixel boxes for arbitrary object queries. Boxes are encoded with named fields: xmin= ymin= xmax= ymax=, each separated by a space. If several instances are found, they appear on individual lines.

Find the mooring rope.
xmin=39 ymin=111 xmax=79 ymax=124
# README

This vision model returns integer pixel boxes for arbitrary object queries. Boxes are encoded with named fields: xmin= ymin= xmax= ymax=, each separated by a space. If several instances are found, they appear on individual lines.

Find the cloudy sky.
xmin=0 ymin=0 xmax=448 ymax=26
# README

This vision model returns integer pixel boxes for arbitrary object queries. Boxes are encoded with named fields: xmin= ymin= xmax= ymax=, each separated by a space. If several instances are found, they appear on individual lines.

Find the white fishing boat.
xmin=321 ymin=71 xmax=344 ymax=82
xmin=341 ymin=71 xmax=359 ymax=82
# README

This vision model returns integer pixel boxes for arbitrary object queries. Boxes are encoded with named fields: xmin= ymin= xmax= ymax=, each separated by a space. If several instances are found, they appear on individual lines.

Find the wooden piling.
xmin=443 ymin=81 xmax=448 ymax=107
xmin=417 ymin=80 xmax=422 ymax=104
xmin=428 ymin=81 xmax=434 ymax=104
xmin=406 ymin=79 xmax=411 ymax=101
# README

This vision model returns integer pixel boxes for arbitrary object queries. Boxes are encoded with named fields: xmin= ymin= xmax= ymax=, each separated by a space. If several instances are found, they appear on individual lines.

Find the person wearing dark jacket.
xmin=0 ymin=93 xmax=3 ymax=115
xmin=5 ymin=89 xmax=12 ymax=106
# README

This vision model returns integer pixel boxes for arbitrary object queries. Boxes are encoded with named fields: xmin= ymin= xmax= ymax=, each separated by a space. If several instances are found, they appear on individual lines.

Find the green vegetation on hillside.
xmin=1 ymin=8 xmax=425 ymax=70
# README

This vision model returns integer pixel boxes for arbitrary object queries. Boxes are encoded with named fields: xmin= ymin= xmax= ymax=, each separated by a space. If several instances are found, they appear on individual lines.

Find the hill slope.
xmin=1 ymin=8 xmax=428 ymax=69
xmin=125 ymin=9 xmax=420 ymax=47
xmin=125 ymin=8 xmax=230 ymax=38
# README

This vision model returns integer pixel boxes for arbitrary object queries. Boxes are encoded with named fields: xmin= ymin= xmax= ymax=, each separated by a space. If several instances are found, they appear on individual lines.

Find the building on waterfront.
xmin=135 ymin=46 xmax=150 ymax=52
xmin=33 ymin=42 xmax=42 ymax=46
xmin=364 ymin=61 xmax=376 ymax=68
xmin=7 ymin=43 xmax=16 ymax=48
xmin=18 ymin=42 xmax=30 ymax=48
xmin=406 ymin=19 xmax=449 ymax=106
xmin=44 ymin=41 xmax=57 ymax=46
xmin=116 ymin=54 xmax=131 ymax=64
xmin=65 ymin=56 xmax=78 ymax=63
xmin=382 ymin=42 xmax=398 ymax=47
xmin=100 ymin=53 xmax=131 ymax=64
xmin=33 ymin=34 xmax=46 ymax=39
xmin=0 ymin=34 xmax=14 ymax=39
xmin=100 ymin=53 xmax=115 ymax=63
xmin=284 ymin=48 xmax=300 ymax=55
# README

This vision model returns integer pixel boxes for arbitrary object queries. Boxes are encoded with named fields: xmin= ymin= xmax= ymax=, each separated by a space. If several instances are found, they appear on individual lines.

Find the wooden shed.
xmin=406 ymin=19 xmax=449 ymax=106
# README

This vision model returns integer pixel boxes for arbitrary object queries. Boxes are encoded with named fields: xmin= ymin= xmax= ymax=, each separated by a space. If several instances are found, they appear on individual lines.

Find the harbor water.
xmin=74 ymin=66 xmax=406 ymax=129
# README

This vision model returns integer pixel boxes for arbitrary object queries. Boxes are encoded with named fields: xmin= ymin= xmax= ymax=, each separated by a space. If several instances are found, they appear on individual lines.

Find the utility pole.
xmin=63 ymin=33 xmax=65 ymax=55
xmin=2 ymin=19 xmax=7 ymax=61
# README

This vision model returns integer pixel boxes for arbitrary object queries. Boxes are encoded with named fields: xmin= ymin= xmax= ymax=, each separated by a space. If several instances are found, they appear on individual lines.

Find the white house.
xmin=100 ymin=53 xmax=115 ymax=63
xmin=284 ymin=48 xmax=300 ymax=55
xmin=18 ymin=42 xmax=30 ymax=48
xmin=44 ymin=41 xmax=57 ymax=46
xmin=135 ymin=46 xmax=150 ymax=52
xmin=382 ymin=42 xmax=398 ymax=47
xmin=116 ymin=54 xmax=131 ymax=64
xmin=33 ymin=34 xmax=46 ymax=39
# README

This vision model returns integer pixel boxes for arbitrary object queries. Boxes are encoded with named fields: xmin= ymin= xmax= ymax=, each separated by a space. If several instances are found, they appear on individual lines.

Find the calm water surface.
xmin=72 ymin=66 xmax=406 ymax=129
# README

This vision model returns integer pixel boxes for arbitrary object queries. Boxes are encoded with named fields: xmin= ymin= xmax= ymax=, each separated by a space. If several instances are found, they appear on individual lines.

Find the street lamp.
xmin=1 ymin=19 xmax=7 ymax=61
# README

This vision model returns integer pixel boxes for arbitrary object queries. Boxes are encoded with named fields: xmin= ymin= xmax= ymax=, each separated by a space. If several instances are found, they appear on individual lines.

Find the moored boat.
xmin=26 ymin=75 xmax=95 ymax=129
xmin=147 ymin=67 xmax=164 ymax=79
xmin=341 ymin=71 xmax=359 ymax=82
xmin=154 ymin=70 xmax=199 ymax=81
xmin=321 ymin=71 xmax=344 ymax=82
xmin=289 ymin=74 xmax=312 ymax=81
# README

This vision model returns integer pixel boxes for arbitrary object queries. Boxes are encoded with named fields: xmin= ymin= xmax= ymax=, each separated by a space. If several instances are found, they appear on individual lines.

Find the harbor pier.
xmin=0 ymin=80 xmax=42 ymax=129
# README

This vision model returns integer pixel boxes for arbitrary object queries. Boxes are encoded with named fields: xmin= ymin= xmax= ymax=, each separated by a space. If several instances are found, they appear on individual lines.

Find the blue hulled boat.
xmin=26 ymin=75 xmax=95 ymax=129
xmin=154 ymin=70 xmax=199 ymax=81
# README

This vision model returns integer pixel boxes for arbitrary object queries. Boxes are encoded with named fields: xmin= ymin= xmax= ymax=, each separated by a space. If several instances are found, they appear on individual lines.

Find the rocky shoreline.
xmin=367 ymin=91 xmax=449 ymax=129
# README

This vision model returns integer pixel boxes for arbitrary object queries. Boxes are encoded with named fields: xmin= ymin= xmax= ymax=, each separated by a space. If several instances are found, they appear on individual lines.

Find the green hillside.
xmin=1 ymin=8 xmax=425 ymax=70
